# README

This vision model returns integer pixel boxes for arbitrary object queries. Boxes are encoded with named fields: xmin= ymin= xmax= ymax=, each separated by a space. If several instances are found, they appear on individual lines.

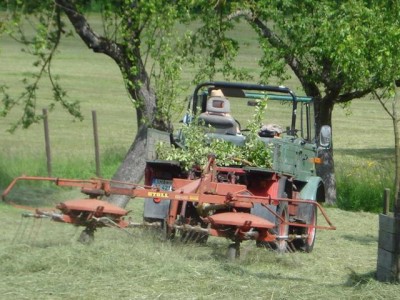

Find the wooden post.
xmin=394 ymin=191 xmax=400 ymax=282
xmin=42 ymin=108 xmax=52 ymax=177
xmin=92 ymin=110 xmax=101 ymax=177
xmin=377 ymin=188 xmax=400 ymax=282
xmin=384 ymin=188 xmax=390 ymax=215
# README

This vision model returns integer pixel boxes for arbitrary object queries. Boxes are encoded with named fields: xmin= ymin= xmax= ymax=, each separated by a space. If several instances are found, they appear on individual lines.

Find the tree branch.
xmin=335 ymin=89 xmax=373 ymax=104
xmin=373 ymin=90 xmax=395 ymax=120
xmin=248 ymin=15 xmax=321 ymax=98
xmin=54 ymin=0 xmax=124 ymax=64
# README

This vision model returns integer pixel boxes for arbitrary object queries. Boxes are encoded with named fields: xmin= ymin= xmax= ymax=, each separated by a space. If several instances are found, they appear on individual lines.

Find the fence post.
xmin=92 ymin=110 xmax=101 ymax=177
xmin=384 ymin=188 xmax=390 ymax=215
xmin=42 ymin=108 xmax=52 ymax=177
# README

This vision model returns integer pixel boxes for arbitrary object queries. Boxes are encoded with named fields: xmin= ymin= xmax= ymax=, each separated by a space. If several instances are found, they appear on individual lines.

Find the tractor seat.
xmin=198 ymin=97 xmax=239 ymax=135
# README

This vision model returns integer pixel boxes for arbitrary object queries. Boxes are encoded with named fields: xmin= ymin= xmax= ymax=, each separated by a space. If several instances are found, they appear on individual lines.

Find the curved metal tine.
xmin=11 ymin=215 xmax=30 ymax=244
xmin=29 ymin=217 xmax=43 ymax=245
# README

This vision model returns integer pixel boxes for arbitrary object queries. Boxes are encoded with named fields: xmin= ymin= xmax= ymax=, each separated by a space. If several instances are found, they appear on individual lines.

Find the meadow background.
xmin=0 ymin=17 xmax=399 ymax=299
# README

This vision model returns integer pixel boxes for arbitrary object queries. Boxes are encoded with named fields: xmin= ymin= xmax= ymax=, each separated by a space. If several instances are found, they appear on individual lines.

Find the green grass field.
xmin=1 ymin=17 xmax=399 ymax=299
xmin=1 ymin=202 xmax=399 ymax=299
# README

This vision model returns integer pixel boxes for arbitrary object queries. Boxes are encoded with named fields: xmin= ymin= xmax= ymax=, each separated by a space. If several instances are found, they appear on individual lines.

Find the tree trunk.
xmin=316 ymin=149 xmax=336 ymax=205
xmin=107 ymin=124 xmax=149 ymax=208
xmin=393 ymin=86 xmax=400 ymax=211
xmin=315 ymin=96 xmax=337 ymax=205
xmin=57 ymin=0 xmax=169 ymax=208
xmin=392 ymin=86 xmax=400 ymax=283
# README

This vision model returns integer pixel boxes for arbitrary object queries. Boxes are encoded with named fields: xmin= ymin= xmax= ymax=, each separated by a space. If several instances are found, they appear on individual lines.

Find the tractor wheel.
xmin=227 ymin=242 xmax=240 ymax=260
xmin=292 ymin=206 xmax=317 ymax=252
xmin=274 ymin=202 xmax=289 ymax=252
xmin=256 ymin=202 xmax=289 ymax=252
xmin=303 ymin=206 xmax=317 ymax=252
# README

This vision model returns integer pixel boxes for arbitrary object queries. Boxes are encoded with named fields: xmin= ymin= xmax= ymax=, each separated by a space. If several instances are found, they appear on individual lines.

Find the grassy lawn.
xmin=1 ymin=16 xmax=399 ymax=299
xmin=1 ymin=201 xmax=399 ymax=299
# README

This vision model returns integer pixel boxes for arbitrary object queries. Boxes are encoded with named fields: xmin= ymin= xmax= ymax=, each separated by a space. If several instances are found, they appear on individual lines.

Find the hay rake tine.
xmin=182 ymin=230 xmax=191 ymax=243
xmin=25 ymin=217 xmax=39 ymax=244
xmin=29 ymin=217 xmax=43 ymax=245
xmin=286 ymin=241 xmax=296 ymax=253
xmin=12 ymin=215 xmax=30 ymax=244
xmin=96 ymin=217 xmax=135 ymax=238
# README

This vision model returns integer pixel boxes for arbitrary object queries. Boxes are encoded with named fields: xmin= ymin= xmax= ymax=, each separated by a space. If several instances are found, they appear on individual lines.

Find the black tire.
xmin=274 ymin=202 xmax=289 ymax=252
xmin=256 ymin=202 xmax=289 ymax=252
xmin=292 ymin=206 xmax=317 ymax=252
xmin=303 ymin=206 xmax=317 ymax=252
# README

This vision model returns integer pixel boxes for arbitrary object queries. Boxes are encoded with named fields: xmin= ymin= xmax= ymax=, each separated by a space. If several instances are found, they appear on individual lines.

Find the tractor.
xmin=143 ymin=81 xmax=333 ymax=255
xmin=2 ymin=81 xmax=335 ymax=257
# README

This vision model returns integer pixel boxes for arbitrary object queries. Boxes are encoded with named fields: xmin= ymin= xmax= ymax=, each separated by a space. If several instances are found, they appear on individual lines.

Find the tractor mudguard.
xmin=296 ymin=176 xmax=323 ymax=223
xmin=299 ymin=176 xmax=323 ymax=201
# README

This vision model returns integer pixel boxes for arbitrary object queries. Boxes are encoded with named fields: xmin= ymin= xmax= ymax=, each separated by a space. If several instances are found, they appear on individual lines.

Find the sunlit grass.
xmin=1 ymin=204 xmax=399 ymax=299
xmin=336 ymin=154 xmax=394 ymax=212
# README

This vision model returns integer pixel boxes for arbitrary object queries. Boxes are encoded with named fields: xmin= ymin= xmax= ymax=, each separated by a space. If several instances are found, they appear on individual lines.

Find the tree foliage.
xmin=365 ymin=2 xmax=400 ymax=207
xmin=208 ymin=0 xmax=400 ymax=204
xmin=157 ymin=99 xmax=271 ymax=170
xmin=0 ymin=0 xmax=195 ymax=132
xmin=2 ymin=1 xmax=400 ymax=206
xmin=1 ymin=1 xmax=83 ymax=131
xmin=1 ymin=1 xmax=202 ymax=207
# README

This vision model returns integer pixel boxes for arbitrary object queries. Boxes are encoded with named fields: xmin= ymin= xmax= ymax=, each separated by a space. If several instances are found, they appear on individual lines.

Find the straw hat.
xmin=210 ymin=89 xmax=225 ymax=97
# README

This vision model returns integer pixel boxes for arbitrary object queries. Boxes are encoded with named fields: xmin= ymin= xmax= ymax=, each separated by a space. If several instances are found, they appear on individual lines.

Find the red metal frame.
xmin=1 ymin=157 xmax=336 ymax=244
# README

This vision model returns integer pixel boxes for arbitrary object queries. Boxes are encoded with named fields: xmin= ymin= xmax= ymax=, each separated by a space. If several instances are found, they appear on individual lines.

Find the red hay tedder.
xmin=2 ymin=82 xmax=336 ymax=257
xmin=2 ymin=155 xmax=335 ymax=257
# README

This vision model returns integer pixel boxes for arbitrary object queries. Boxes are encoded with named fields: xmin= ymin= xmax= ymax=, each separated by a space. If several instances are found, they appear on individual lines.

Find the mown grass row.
xmin=1 ymin=202 xmax=399 ymax=299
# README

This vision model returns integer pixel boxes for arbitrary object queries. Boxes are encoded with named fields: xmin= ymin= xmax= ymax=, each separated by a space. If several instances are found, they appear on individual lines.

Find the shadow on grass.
xmin=345 ymin=268 xmax=377 ymax=287
xmin=341 ymin=234 xmax=377 ymax=245
xmin=2 ymin=185 xmax=76 ymax=208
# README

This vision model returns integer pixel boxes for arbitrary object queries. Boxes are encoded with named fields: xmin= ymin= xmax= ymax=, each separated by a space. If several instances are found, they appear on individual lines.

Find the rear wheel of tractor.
xmin=256 ymin=202 xmax=288 ymax=252
xmin=303 ymin=206 xmax=317 ymax=252
xmin=227 ymin=243 xmax=240 ymax=260
xmin=274 ymin=202 xmax=289 ymax=252
xmin=292 ymin=206 xmax=317 ymax=252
